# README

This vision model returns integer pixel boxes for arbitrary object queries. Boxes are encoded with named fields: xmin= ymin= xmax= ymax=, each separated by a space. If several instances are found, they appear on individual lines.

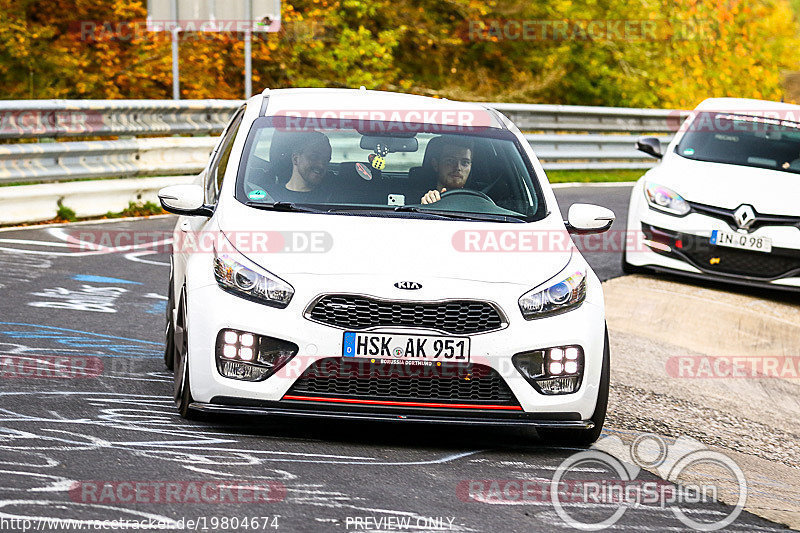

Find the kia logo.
xmin=733 ymin=205 xmax=756 ymax=230
xmin=394 ymin=281 xmax=422 ymax=290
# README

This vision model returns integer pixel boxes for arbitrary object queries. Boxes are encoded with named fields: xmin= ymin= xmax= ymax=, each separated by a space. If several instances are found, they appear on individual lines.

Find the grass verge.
xmin=4 ymin=201 xmax=166 ymax=228
xmin=546 ymin=169 xmax=645 ymax=183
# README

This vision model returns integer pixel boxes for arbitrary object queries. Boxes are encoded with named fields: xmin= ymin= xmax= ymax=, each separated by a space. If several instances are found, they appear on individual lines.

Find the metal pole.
xmin=244 ymin=0 xmax=253 ymax=98
xmin=171 ymin=28 xmax=180 ymax=100
xmin=171 ymin=0 xmax=180 ymax=100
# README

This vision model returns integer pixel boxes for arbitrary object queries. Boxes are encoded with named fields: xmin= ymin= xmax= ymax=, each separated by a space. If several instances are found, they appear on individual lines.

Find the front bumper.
xmin=624 ymin=181 xmax=800 ymax=291
xmin=640 ymin=223 xmax=800 ymax=292
xmin=184 ymin=263 xmax=607 ymax=421
xmin=190 ymin=397 xmax=592 ymax=429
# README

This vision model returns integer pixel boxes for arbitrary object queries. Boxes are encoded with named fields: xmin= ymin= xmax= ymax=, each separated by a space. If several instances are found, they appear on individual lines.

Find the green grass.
xmin=545 ymin=169 xmax=645 ymax=183
xmin=1 ymin=201 xmax=166 ymax=229
xmin=104 ymin=201 xmax=164 ymax=219
xmin=55 ymin=203 xmax=77 ymax=222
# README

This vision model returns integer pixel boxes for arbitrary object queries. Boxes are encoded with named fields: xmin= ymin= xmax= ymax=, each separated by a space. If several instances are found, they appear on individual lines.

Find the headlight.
xmin=213 ymin=245 xmax=294 ymax=308
xmin=518 ymin=270 xmax=586 ymax=320
xmin=644 ymin=182 xmax=690 ymax=216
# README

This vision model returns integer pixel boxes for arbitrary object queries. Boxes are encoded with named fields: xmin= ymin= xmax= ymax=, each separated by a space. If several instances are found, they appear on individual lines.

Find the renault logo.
xmin=394 ymin=281 xmax=422 ymax=290
xmin=733 ymin=204 xmax=756 ymax=230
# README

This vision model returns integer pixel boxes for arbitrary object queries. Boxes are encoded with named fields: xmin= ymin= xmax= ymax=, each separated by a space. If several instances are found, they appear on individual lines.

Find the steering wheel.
xmin=441 ymin=189 xmax=494 ymax=202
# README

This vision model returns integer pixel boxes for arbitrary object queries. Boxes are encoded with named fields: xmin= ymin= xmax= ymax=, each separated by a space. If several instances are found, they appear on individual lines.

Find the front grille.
xmin=306 ymin=295 xmax=505 ymax=335
xmin=642 ymin=224 xmax=800 ymax=279
xmin=682 ymin=242 xmax=800 ymax=278
xmin=689 ymin=202 xmax=800 ymax=232
xmin=286 ymin=358 xmax=518 ymax=406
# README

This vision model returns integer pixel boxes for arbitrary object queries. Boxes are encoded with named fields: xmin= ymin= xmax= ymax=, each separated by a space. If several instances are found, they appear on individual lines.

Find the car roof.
xmin=694 ymin=97 xmax=800 ymax=112
xmin=255 ymin=88 xmax=506 ymax=129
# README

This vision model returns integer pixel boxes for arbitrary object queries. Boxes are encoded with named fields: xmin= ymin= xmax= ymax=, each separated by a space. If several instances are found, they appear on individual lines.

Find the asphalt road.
xmin=0 ymin=185 xmax=789 ymax=532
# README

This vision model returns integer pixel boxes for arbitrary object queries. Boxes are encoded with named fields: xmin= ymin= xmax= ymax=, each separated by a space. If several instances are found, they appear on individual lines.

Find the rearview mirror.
xmin=158 ymin=185 xmax=214 ymax=217
xmin=360 ymin=135 xmax=419 ymax=153
xmin=565 ymin=203 xmax=615 ymax=234
xmin=636 ymin=137 xmax=663 ymax=159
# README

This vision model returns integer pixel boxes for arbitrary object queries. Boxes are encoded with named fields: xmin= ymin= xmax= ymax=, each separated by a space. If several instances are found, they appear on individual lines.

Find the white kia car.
xmin=624 ymin=98 xmax=800 ymax=291
xmin=159 ymin=88 xmax=615 ymax=443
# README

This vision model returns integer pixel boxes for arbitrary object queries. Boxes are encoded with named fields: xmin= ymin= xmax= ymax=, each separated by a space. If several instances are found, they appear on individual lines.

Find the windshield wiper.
xmin=244 ymin=201 xmax=326 ymax=213
xmin=328 ymin=204 xmax=528 ymax=222
xmin=420 ymin=209 xmax=528 ymax=223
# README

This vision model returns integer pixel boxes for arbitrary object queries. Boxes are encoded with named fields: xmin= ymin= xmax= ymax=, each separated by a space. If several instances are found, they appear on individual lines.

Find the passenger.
xmin=281 ymin=131 xmax=332 ymax=203
xmin=420 ymin=137 xmax=474 ymax=205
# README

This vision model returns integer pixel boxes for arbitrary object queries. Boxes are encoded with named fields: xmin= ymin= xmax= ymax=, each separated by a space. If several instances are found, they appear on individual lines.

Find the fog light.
xmin=215 ymin=329 xmax=299 ymax=382
xmin=219 ymin=360 xmax=271 ymax=381
xmin=513 ymin=345 xmax=585 ymax=395
xmin=537 ymin=376 xmax=581 ymax=394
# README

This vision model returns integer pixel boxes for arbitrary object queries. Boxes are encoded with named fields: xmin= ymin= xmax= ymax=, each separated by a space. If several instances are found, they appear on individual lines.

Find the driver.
xmin=420 ymin=137 xmax=473 ymax=205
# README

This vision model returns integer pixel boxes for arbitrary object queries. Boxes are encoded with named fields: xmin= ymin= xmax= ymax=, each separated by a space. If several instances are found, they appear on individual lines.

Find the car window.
xmin=207 ymin=107 xmax=246 ymax=203
xmin=234 ymin=116 xmax=546 ymax=222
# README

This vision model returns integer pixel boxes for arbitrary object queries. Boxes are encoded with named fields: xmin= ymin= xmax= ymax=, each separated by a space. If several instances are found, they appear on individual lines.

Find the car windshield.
xmin=676 ymin=112 xmax=800 ymax=174
xmin=234 ymin=117 xmax=546 ymax=222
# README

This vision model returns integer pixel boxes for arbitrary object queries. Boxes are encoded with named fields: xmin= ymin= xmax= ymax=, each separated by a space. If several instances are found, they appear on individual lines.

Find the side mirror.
xmin=158 ymin=185 xmax=214 ymax=217
xmin=636 ymin=137 xmax=663 ymax=159
xmin=565 ymin=203 xmax=615 ymax=234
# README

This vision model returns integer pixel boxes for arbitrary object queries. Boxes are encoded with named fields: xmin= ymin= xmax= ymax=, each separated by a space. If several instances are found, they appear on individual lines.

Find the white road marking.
xmin=0 ymin=239 xmax=72 ymax=247
xmin=126 ymin=252 xmax=170 ymax=266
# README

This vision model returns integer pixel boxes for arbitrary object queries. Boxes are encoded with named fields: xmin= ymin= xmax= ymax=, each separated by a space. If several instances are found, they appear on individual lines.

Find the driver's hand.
xmin=421 ymin=188 xmax=446 ymax=205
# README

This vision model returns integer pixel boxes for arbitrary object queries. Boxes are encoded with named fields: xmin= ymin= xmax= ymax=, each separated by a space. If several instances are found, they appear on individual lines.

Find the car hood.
xmin=647 ymin=155 xmax=800 ymax=215
xmin=216 ymin=201 xmax=574 ymax=288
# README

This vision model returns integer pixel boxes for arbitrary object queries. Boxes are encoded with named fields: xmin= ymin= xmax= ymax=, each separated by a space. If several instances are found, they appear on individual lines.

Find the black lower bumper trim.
xmin=644 ymin=264 xmax=800 ymax=293
xmin=191 ymin=399 xmax=591 ymax=429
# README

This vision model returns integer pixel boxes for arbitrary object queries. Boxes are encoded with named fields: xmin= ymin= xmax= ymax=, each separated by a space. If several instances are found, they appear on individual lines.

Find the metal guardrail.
xmin=0 ymin=99 xmax=687 ymax=183
xmin=0 ymin=100 xmax=239 ymax=140
xmin=0 ymin=100 xmax=689 ymax=140
xmin=0 ymin=132 xmax=669 ymax=185
xmin=0 ymin=99 xmax=687 ymax=223
xmin=526 ymin=134 xmax=674 ymax=170
xmin=0 ymin=137 xmax=217 ymax=183
xmin=491 ymin=103 xmax=688 ymax=134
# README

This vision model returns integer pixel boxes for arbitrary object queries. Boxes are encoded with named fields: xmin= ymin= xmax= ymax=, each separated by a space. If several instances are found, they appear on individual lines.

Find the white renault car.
xmin=159 ymin=88 xmax=615 ymax=443
xmin=624 ymin=98 xmax=800 ymax=291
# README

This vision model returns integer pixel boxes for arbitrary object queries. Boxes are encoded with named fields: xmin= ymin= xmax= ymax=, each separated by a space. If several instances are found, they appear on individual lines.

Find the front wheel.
xmin=538 ymin=327 xmax=610 ymax=446
xmin=164 ymin=276 xmax=175 ymax=371
xmin=173 ymin=288 xmax=198 ymax=420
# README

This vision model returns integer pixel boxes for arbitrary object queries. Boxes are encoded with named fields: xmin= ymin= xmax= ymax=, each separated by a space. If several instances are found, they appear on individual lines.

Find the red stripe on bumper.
xmin=282 ymin=395 xmax=523 ymax=410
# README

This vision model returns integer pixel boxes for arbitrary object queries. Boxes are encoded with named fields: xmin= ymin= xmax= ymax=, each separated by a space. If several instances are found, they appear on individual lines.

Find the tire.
xmin=173 ymin=287 xmax=199 ymax=420
xmin=164 ymin=275 xmax=175 ymax=371
xmin=538 ymin=327 xmax=610 ymax=446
